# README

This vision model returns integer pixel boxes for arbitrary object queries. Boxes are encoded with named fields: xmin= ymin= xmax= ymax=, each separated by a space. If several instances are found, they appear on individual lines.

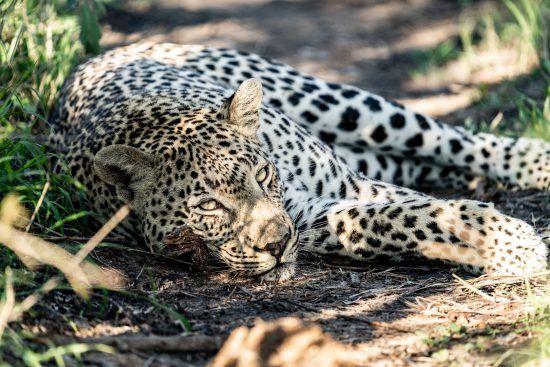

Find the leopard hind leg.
xmin=331 ymin=144 xmax=484 ymax=190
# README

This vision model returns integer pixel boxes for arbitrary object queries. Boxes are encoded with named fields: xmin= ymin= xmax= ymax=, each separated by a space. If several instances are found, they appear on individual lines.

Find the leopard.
xmin=48 ymin=43 xmax=550 ymax=281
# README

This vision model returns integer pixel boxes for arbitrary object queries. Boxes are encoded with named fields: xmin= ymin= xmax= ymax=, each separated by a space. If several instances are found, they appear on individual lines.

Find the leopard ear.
xmin=93 ymin=145 xmax=157 ymax=203
xmin=222 ymin=78 xmax=263 ymax=138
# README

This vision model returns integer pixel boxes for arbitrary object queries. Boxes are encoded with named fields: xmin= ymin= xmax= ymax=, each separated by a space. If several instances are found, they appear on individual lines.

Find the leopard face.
xmin=92 ymin=79 xmax=298 ymax=281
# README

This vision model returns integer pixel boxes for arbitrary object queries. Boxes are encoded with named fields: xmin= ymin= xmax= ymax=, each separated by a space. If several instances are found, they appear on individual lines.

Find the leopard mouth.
xmin=258 ymin=261 xmax=296 ymax=282
xmin=162 ymin=225 xmax=297 ymax=281
xmin=257 ymin=233 xmax=298 ymax=282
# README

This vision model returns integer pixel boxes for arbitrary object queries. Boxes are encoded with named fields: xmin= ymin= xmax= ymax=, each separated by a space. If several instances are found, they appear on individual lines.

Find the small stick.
xmin=0 ymin=268 xmax=15 ymax=338
xmin=50 ymin=334 xmax=222 ymax=352
xmin=452 ymin=274 xmax=495 ymax=303
xmin=281 ymin=299 xmax=319 ymax=312
xmin=40 ymin=235 xmax=125 ymax=243
xmin=71 ymin=206 xmax=130 ymax=265
xmin=9 ymin=276 xmax=60 ymax=322
xmin=471 ymin=270 xmax=550 ymax=287
xmin=26 ymin=177 xmax=50 ymax=233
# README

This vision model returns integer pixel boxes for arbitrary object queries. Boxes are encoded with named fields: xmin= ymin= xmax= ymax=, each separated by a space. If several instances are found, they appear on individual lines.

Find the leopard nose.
xmin=264 ymin=232 xmax=290 ymax=258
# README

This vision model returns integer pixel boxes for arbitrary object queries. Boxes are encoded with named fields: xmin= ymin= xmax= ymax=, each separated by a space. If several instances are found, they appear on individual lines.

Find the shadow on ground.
xmin=101 ymin=0 xmax=494 ymax=98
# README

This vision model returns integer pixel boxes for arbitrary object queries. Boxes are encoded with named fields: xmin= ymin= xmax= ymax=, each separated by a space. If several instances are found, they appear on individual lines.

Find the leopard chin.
xmin=260 ymin=262 xmax=296 ymax=283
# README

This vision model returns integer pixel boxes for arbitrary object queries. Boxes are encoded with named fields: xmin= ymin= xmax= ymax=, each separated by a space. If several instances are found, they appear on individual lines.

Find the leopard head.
xmin=93 ymin=79 xmax=298 ymax=281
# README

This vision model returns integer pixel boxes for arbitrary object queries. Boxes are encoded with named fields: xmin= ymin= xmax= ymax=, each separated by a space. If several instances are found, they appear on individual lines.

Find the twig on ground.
xmin=25 ymin=176 xmax=50 ymax=233
xmin=238 ymin=286 xmax=257 ymax=298
xmin=452 ymin=274 xmax=495 ymax=302
xmin=336 ymin=313 xmax=414 ymax=332
xmin=71 ymin=206 xmax=130 ymax=265
xmin=112 ymin=246 xmax=195 ymax=266
xmin=50 ymin=334 xmax=222 ymax=352
xmin=468 ymin=271 xmax=550 ymax=287
xmin=0 ymin=268 xmax=15 ymax=338
xmin=281 ymin=298 xmax=319 ymax=312
xmin=9 ymin=276 xmax=60 ymax=322
xmin=40 ymin=235 xmax=126 ymax=243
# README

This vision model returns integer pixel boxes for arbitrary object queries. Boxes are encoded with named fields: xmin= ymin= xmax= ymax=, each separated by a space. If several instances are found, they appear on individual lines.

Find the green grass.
xmin=1 ymin=330 xmax=114 ymax=367
xmin=0 ymin=1 xmax=115 ymax=365
xmin=409 ymin=38 xmax=463 ymax=76
xmin=409 ymin=17 xmax=479 ymax=77
xmin=464 ymin=80 xmax=550 ymax=142
xmin=409 ymin=0 xmax=550 ymax=141
xmin=504 ymin=0 xmax=549 ymax=65
xmin=0 ymin=0 xmax=89 ymax=227
xmin=506 ymin=87 xmax=550 ymax=141
xmin=0 ymin=139 xmax=90 ymax=235
xmin=0 ymin=0 xmax=94 ymax=308
xmin=487 ymin=0 xmax=550 ymax=140
xmin=517 ymin=295 xmax=550 ymax=365
xmin=415 ymin=281 xmax=550 ymax=366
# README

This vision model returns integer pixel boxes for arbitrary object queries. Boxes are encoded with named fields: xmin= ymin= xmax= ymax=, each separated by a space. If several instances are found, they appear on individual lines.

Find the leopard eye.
xmin=256 ymin=165 xmax=270 ymax=184
xmin=198 ymin=199 xmax=222 ymax=211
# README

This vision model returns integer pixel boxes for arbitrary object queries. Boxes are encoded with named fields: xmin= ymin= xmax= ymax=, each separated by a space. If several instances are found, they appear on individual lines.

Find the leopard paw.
xmin=482 ymin=218 xmax=548 ymax=275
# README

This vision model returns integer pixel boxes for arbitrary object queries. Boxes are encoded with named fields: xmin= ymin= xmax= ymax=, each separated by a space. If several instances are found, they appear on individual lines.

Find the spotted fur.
xmin=49 ymin=43 xmax=549 ymax=281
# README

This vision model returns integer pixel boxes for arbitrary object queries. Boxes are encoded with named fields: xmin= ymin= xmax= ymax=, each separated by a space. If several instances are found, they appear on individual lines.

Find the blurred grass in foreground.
xmin=0 ymin=196 xmax=126 ymax=366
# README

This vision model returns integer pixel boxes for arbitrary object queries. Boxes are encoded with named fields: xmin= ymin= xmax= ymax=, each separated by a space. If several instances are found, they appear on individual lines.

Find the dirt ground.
xmin=28 ymin=189 xmax=549 ymax=366
xmin=17 ymin=1 xmax=550 ymax=366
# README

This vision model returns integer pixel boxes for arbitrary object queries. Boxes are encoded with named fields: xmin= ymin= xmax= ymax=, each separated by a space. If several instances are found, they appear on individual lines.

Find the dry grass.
xmin=0 ymin=195 xmax=127 ymax=337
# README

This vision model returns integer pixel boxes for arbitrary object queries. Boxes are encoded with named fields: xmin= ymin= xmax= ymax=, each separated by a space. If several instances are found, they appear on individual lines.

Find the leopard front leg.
xmin=300 ymin=198 xmax=548 ymax=275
